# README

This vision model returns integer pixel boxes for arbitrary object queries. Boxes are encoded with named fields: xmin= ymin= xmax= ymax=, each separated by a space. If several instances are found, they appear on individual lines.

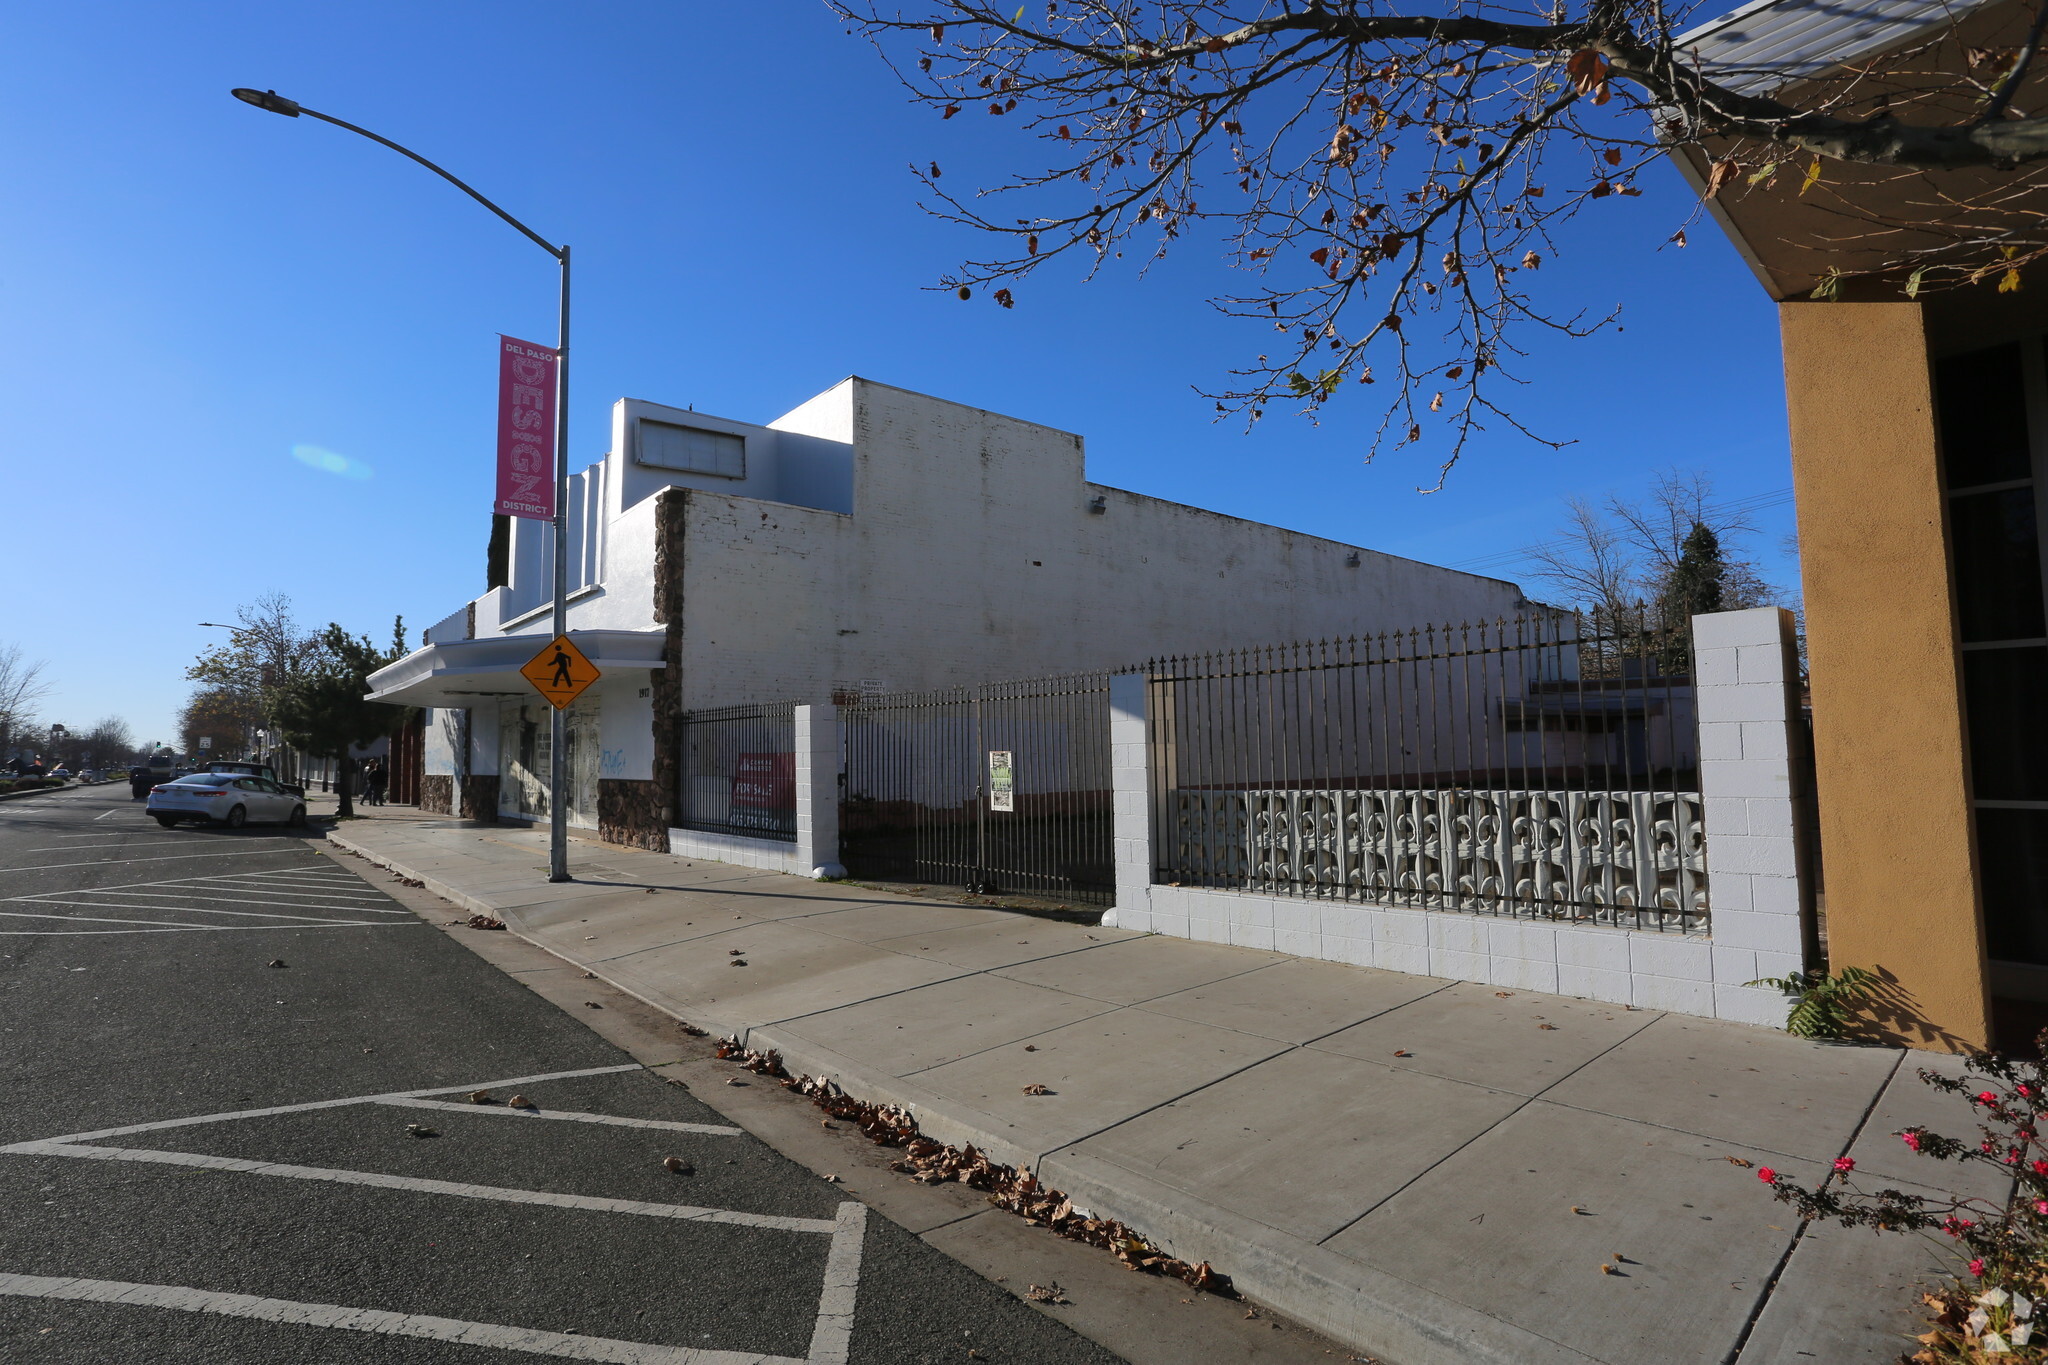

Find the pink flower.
xmin=2035 ymin=1201 xmax=2048 ymax=1216
xmin=1833 ymin=1157 xmax=1856 ymax=1174
xmin=1757 ymin=1167 xmax=1777 ymax=1183
xmin=2021 ymin=1085 xmax=2035 ymax=1098
xmin=1973 ymin=1258 xmax=1987 ymax=1277
xmin=1980 ymin=1091 xmax=2001 ymax=1106
xmin=2034 ymin=1159 xmax=2048 ymax=1176
xmin=1903 ymin=1131 xmax=1924 ymax=1152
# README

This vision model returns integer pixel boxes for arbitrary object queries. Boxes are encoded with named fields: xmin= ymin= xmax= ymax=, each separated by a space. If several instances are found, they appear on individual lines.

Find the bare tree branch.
xmin=837 ymin=1 xmax=2048 ymax=473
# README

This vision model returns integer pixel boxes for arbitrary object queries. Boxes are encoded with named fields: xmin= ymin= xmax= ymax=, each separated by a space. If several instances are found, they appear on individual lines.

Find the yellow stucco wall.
xmin=1779 ymin=300 xmax=1991 ymax=1051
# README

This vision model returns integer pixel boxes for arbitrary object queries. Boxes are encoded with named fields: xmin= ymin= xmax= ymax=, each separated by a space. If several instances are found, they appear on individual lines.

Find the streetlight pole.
xmin=231 ymin=88 xmax=575 ymax=883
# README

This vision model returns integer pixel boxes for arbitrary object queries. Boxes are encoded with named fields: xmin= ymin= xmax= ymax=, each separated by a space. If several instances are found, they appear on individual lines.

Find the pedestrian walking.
xmin=363 ymin=758 xmax=387 ymax=807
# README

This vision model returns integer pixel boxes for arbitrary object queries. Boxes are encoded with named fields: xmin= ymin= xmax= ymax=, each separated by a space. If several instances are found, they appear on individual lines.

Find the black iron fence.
xmin=677 ymin=702 xmax=798 ymax=843
xmin=1145 ymin=608 xmax=1709 ymax=931
xmin=839 ymin=674 xmax=1114 ymax=906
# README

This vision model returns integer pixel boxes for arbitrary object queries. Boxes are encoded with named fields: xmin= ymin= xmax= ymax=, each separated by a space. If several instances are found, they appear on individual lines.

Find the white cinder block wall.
xmin=1107 ymin=608 xmax=1816 ymax=1030
xmin=668 ymin=704 xmax=842 ymax=877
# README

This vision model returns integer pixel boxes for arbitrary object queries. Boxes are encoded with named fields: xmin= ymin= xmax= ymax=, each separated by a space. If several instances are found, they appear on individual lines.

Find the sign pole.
xmin=548 ymin=246 xmax=572 ymax=883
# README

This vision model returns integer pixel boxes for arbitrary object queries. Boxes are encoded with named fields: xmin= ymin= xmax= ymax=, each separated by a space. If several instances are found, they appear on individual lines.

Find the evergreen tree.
xmin=269 ymin=619 xmax=409 ymax=817
xmin=1659 ymin=522 xmax=1729 ymax=625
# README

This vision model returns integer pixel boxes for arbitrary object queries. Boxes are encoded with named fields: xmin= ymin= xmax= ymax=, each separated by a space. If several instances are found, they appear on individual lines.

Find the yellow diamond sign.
xmin=520 ymin=634 xmax=600 ymax=710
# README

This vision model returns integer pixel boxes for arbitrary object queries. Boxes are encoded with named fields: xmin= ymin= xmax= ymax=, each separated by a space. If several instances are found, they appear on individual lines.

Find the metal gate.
xmin=838 ymin=673 xmax=1114 ymax=907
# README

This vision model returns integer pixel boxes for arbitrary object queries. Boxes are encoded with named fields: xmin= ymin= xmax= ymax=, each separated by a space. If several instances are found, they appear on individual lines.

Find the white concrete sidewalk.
xmin=327 ymin=809 xmax=1983 ymax=1365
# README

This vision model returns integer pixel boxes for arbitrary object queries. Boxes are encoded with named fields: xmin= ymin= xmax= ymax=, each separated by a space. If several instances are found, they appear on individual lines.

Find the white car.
xmin=148 ymin=774 xmax=307 ymax=829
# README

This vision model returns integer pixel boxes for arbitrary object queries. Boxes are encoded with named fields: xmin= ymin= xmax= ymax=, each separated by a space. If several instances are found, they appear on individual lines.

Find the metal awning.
xmin=363 ymin=629 xmax=665 ymax=709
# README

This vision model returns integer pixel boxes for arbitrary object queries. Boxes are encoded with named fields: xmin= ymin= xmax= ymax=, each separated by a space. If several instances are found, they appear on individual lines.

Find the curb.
xmin=0 ymin=782 xmax=87 ymax=802
xmin=322 ymin=827 xmax=1599 ymax=1365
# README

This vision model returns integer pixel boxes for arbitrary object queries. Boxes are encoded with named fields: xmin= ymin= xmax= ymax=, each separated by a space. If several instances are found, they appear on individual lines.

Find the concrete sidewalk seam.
xmin=1311 ymin=1009 xmax=1665 ymax=1248
xmin=323 ymin=817 xmax=1956 ymax=1365
xmin=1725 ymin=1047 xmax=1911 ymax=1365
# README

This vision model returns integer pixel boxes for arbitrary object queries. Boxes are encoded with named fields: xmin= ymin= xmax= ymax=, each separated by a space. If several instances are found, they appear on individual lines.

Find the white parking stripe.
xmin=25 ymin=1064 xmax=646 ymax=1143
xmin=0 ymin=927 xmax=408 ymax=936
xmin=0 ymin=850 xmax=316 ymax=873
xmin=93 ymin=810 xmax=116 ymax=820
xmin=20 ymin=842 xmax=201 ymax=853
xmin=0 ymin=1273 xmax=800 ymax=1365
xmin=53 ymin=890 xmax=409 ymax=914
xmin=10 ymin=900 xmax=393 ymax=924
xmin=805 ymin=1203 xmax=868 ymax=1365
xmin=378 ymin=1097 xmax=743 ymax=1136
xmin=186 ymin=882 xmax=391 ymax=902
xmin=0 ymin=910 xmax=282 ymax=929
xmin=10 ymin=1144 xmax=837 ymax=1233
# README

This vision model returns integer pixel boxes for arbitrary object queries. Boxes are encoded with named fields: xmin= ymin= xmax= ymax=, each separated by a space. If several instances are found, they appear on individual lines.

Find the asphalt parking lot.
xmin=0 ymin=786 xmax=1126 ymax=1364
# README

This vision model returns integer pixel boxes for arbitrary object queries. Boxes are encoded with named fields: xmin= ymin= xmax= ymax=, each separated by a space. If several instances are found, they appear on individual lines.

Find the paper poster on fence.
xmin=987 ymin=750 xmax=1014 ymax=812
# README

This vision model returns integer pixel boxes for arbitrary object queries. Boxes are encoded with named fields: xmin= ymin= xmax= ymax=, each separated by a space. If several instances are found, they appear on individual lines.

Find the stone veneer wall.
xmin=600 ymin=778 xmax=669 ymax=851
xmin=649 ymin=487 xmax=690 ymax=835
xmin=418 ymin=774 xmax=454 ymax=816
xmin=459 ymin=775 xmax=499 ymax=823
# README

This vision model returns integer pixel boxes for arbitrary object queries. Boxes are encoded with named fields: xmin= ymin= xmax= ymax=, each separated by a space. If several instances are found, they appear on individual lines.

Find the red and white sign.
xmin=729 ymin=753 xmax=796 ymax=832
xmin=495 ymin=335 xmax=557 ymax=520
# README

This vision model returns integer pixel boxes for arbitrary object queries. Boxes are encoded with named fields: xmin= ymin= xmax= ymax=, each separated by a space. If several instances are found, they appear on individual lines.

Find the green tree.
xmin=269 ymin=619 xmax=409 ymax=817
xmin=1659 ymin=522 xmax=1728 ymax=623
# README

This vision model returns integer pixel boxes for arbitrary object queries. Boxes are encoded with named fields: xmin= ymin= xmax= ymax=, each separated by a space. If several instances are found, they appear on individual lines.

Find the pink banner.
xmin=495 ymin=335 xmax=557 ymax=520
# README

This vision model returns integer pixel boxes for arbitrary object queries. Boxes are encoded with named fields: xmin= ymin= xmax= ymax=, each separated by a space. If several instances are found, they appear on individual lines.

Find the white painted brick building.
xmin=366 ymin=377 xmax=1527 ymax=849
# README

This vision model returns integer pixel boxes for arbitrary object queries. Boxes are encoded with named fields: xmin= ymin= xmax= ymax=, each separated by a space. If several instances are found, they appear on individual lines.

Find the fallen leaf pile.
xmin=1025 ymin=1282 xmax=1070 ymax=1304
xmin=390 ymin=876 xmax=425 ymax=889
xmin=771 ymin=1069 xmax=1231 ymax=1295
xmin=676 ymin=1021 xmax=709 ymax=1038
xmin=714 ymin=1036 xmax=787 ymax=1076
xmin=466 ymin=914 xmax=506 ymax=931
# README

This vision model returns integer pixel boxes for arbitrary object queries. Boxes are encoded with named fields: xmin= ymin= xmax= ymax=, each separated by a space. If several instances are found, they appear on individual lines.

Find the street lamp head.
xmin=231 ymin=88 xmax=301 ymax=118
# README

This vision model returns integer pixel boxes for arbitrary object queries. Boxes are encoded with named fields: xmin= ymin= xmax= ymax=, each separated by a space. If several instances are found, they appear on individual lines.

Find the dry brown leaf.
xmin=467 ymin=1090 xmax=492 ymax=1105
xmin=1022 ymin=1083 xmax=1052 ymax=1096
xmin=1537 ymin=1023 xmax=1558 ymax=1030
xmin=1393 ymin=1050 xmax=1412 ymax=1057
xmin=1024 ymin=1045 xmax=1038 ymax=1052
xmin=583 ymin=1001 xmax=603 ymax=1009
xmin=509 ymin=1094 xmax=534 ymax=1110
xmin=664 ymin=1156 xmax=692 ymax=1174
xmin=1725 ymin=1156 xmax=1754 ymax=1168
xmin=1026 ymin=1282 xmax=1070 ymax=1304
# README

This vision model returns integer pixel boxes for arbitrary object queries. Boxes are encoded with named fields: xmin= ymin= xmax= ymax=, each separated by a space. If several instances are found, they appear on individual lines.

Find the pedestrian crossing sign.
xmin=520 ymin=634 xmax=600 ymax=710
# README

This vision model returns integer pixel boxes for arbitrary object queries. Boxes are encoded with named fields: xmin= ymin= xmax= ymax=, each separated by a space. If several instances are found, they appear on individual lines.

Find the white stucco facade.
xmin=370 ymin=376 xmax=1527 ymax=840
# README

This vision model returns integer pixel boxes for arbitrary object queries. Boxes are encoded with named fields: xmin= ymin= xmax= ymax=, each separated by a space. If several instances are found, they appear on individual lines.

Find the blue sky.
xmin=1 ymin=1 xmax=1794 ymax=749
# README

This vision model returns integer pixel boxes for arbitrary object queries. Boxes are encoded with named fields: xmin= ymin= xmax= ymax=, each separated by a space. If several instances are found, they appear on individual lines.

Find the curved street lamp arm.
xmin=295 ymin=104 xmax=563 ymax=261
